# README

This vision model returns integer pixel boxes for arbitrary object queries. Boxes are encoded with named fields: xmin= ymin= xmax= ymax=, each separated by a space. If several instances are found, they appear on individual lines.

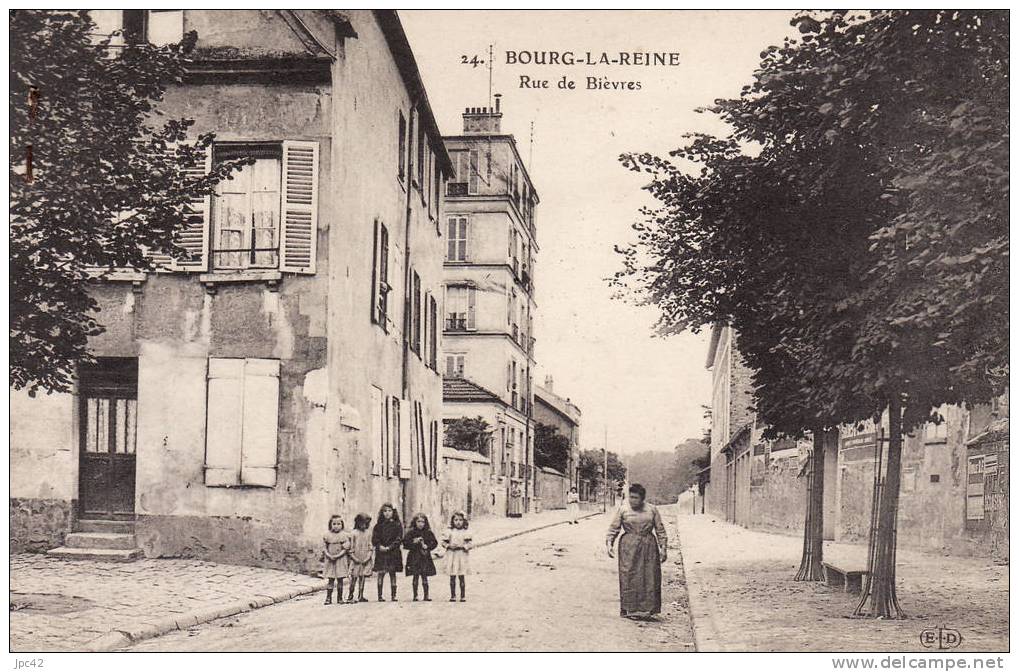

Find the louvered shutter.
xmin=205 ymin=358 xmax=244 ymax=486
xmin=171 ymin=146 xmax=212 ymax=272
xmin=239 ymin=358 xmax=280 ymax=487
xmin=370 ymin=386 xmax=383 ymax=476
xmin=399 ymin=398 xmax=412 ymax=480
xmin=467 ymin=286 xmax=477 ymax=329
xmin=280 ymin=140 xmax=319 ymax=274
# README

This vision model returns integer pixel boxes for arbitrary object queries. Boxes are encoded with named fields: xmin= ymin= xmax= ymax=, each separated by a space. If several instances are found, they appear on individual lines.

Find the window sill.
xmin=200 ymin=270 xmax=282 ymax=292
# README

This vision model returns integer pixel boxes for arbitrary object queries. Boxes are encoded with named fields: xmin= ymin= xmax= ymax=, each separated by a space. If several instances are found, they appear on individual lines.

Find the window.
xmin=411 ymin=271 xmax=422 ymax=354
xmin=371 ymin=220 xmax=390 ymax=329
xmin=205 ymin=141 xmax=318 ymax=274
xmin=398 ymin=112 xmax=407 ymax=182
xmin=447 ymin=150 xmax=479 ymax=195
xmin=447 ymin=216 xmax=469 ymax=261
xmin=80 ymin=358 xmax=138 ymax=456
xmin=432 ymin=156 xmax=442 ymax=221
xmin=428 ymin=295 xmax=438 ymax=368
xmin=445 ymin=354 xmax=466 ymax=378
xmin=205 ymin=358 xmax=280 ymax=487
xmin=445 ymin=285 xmax=476 ymax=331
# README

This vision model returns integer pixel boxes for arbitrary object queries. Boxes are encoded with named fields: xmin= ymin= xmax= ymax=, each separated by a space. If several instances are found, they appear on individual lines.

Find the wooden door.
xmin=78 ymin=359 xmax=138 ymax=519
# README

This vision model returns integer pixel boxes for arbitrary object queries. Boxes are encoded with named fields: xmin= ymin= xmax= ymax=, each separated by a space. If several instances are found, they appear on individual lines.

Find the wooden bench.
xmin=822 ymin=562 xmax=869 ymax=594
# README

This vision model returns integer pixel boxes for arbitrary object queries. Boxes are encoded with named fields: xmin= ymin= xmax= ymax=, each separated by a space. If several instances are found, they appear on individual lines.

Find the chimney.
xmin=544 ymin=375 xmax=554 ymax=392
xmin=462 ymin=94 xmax=503 ymax=134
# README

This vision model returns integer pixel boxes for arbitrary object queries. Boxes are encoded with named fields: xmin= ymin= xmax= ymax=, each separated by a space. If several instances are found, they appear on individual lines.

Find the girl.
xmin=371 ymin=503 xmax=404 ymax=602
xmin=322 ymin=515 xmax=351 ymax=605
xmin=442 ymin=511 xmax=473 ymax=602
xmin=567 ymin=487 xmax=581 ymax=525
xmin=347 ymin=513 xmax=373 ymax=603
xmin=403 ymin=513 xmax=438 ymax=601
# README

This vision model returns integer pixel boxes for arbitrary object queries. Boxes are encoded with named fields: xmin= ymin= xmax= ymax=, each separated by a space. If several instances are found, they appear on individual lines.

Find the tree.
xmin=10 ymin=10 xmax=245 ymax=394
xmin=578 ymin=449 xmax=626 ymax=492
xmin=534 ymin=422 xmax=570 ymax=473
xmin=615 ymin=10 xmax=1007 ymax=617
xmin=442 ymin=416 xmax=492 ymax=456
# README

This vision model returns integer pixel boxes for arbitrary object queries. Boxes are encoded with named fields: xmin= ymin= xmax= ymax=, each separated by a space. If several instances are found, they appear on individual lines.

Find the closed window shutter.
xmin=172 ymin=145 xmax=212 ymax=272
xmin=389 ymin=397 xmax=399 ymax=478
xmin=239 ymin=358 xmax=280 ymax=487
xmin=467 ymin=286 xmax=477 ymax=329
xmin=205 ymin=358 xmax=244 ymax=486
xmin=398 ymin=398 xmax=412 ymax=479
xmin=280 ymin=140 xmax=319 ymax=274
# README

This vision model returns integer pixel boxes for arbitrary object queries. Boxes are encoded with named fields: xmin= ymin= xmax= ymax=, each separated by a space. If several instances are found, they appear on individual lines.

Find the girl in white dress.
xmin=442 ymin=511 xmax=473 ymax=602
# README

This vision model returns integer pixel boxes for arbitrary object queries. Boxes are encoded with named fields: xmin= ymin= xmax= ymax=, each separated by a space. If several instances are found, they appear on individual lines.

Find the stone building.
xmin=9 ymin=10 xmax=452 ymax=572
xmin=533 ymin=376 xmax=583 ymax=506
xmin=702 ymin=326 xmax=1009 ymax=560
xmin=440 ymin=99 xmax=539 ymax=517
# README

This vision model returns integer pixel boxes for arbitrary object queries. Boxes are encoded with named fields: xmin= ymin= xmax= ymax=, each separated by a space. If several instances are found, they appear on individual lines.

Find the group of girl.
xmin=322 ymin=504 xmax=472 ymax=605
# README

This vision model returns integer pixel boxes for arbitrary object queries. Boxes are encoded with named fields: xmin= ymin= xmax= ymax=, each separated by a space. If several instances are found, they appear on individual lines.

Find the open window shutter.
xmin=370 ymin=220 xmax=380 ymax=324
xmin=171 ymin=145 xmax=211 ymax=272
xmin=467 ymin=286 xmax=477 ymax=329
xmin=239 ymin=358 xmax=280 ymax=487
xmin=280 ymin=140 xmax=319 ymax=274
xmin=399 ymin=398 xmax=412 ymax=479
xmin=205 ymin=358 xmax=244 ymax=486
xmin=388 ymin=397 xmax=399 ymax=477
xmin=370 ymin=386 xmax=383 ymax=476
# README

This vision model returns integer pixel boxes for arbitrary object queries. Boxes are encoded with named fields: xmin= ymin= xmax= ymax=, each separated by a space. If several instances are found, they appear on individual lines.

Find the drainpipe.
xmin=399 ymin=103 xmax=417 ymax=523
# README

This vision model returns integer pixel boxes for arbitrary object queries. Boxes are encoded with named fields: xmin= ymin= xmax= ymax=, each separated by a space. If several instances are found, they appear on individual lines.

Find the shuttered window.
xmin=204 ymin=358 xmax=280 ymax=487
xmin=428 ymin=294 xmax=438 ymax=369
xmin=370 ymin=386 xmax=385 ymax=476
xmin=371 ymin=220 xmax=390 ymax=329
xmin=445 ymin=354 xmax=466 ymax=378
xmin=411 ymin=270 xmax=422 ymax=354
xmin=447 ymin=215 xmax=469 ymax=261
xmin=445 ymin=285 xmax=476 ymax=331
xmin=398 ymin=112 xmax=407 ymax=182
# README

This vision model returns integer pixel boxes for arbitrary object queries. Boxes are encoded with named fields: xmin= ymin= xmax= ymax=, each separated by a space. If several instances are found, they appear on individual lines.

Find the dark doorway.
xmin=78 ymin=358 xmax=138 ymax=519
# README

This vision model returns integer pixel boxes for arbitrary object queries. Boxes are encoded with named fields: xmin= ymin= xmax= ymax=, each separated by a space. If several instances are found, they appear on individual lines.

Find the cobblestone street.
xmin=677 ymin=513 xmax=1009 ymax=652
xmin=128 ymin=508 xmax=694 ymax=652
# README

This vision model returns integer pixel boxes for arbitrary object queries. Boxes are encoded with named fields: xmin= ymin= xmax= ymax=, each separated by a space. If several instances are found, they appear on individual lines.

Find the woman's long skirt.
xmin=617 ymin=533 xmax=662 ymax=615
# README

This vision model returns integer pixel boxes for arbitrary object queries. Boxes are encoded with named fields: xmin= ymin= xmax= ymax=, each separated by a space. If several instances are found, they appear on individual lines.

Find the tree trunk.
xmin=795 ymin=429 xmax=826 ymax=581
xmin=855 ymin=396 xmax=906 ymax=618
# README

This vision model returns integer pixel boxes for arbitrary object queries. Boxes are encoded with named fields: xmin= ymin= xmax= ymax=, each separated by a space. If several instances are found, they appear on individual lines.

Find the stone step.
xmin=64 ymin=532 xmax=137 ymax=550
xmin=75 ymin=519 xmax=135 ymax=534
xmin=46 ymin=546 xmax=143 ymax=562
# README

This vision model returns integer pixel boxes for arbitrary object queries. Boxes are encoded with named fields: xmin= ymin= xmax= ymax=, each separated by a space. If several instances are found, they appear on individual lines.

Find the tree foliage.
xmin=626 ymin=439 xmax=707 ymax=504
xmin=10 ymin=10 xmax=245 ymax=394
xmin=534 ymin=422 xmax=571 ymax=474
xmin=578 ymin=449 xmax=626 ymax=488
xmin=442 ymin=416 xmax=492 ymax=455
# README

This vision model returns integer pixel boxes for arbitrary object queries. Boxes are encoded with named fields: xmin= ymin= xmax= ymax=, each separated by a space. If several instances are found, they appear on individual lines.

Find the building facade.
xmin=440 ymin=99 xmax=539 ymax=516
xmin=9 ymin=9 xmax=452 ymax=571
xmin=703 ymin=325 xmax=1010 ymax=560
xmin=533 ymin=376 xmax=582 ymax=486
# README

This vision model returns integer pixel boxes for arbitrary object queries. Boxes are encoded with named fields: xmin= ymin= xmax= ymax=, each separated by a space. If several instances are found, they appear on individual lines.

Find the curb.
xmin=675 ymin=522 xmax=725 ymax=652
xmin=473 ymin=511 xmax=603 ymax=549
xmin=81 ymin=581 xmax=327 ymax=652
xmin=83 ymin=512 xmax=602 ymax=652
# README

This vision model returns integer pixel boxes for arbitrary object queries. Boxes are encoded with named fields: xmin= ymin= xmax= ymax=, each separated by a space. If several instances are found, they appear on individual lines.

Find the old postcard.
xmin=8 ymin=8 xmax=1009 ymax=662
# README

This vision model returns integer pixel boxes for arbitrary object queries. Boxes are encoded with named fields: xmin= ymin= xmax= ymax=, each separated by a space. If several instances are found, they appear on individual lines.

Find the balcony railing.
xmin=447 ymin=182 xmax=468 ymax=196
xmin=445 ymin=316 xmax=468 ymax=331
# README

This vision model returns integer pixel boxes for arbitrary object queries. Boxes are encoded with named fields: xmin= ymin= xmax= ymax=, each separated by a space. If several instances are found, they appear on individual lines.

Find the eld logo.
xmin=920 ymin=626 xmax=963 ymax=650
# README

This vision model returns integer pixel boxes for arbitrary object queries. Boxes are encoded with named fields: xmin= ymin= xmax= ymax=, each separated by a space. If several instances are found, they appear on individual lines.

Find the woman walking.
xmin=605 ymin=483 xmax=668 ymax=619
xmin=566 ymin=487 xmax=581 ymax=524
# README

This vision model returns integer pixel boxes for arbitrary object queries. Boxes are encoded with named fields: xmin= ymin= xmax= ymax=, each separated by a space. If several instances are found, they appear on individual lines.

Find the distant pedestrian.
xmin=347 ymin=513 xmax=373 ymax=603
xmin=403 ymin=513 xmax=438 ymax=601
xmin=322 ymin=515 xmax=351 ymax=605
xmin=372 ymin=503 xmax=404 ymax=602
xmin=442 ymin=511 xmax=473 ymax=602
xmin=567 ymin=487 xmax=581 ymax=524
xmin=606 ymin=483 xmax=668 ymax=620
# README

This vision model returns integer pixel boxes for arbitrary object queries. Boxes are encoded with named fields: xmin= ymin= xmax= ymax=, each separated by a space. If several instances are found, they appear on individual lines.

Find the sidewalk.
xmin=10 ymin=508 xmax=599 ymax=653
xmin=677 ymin=514 xmax=1008 ymax=652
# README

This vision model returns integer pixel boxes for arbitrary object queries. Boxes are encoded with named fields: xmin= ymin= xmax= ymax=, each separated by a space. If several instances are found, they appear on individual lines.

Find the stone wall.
xmin=10 ymin=498 xmax=73 ymax=553
xmin=439 ymin=448 xmax=503 ymax=523
xmin=536 ymin=469 xmax=568 ymax=510
xmin=749 ymin=450 xmax=804 ymax=535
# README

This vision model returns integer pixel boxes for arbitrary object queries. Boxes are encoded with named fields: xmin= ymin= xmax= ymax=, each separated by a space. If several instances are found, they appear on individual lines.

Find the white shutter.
xmin=172 ymin=145 xmax=211 ymax=272
xmin=370 ymin=386 xmax=383 ymax=476
xmin=399 ymin=398 xmax=412 ymax=480
xmin=388 ymin=397 xmax=398 ymax=478
xmin=279 ymin=140 xmax=319 ymax=274
xmin=239 ymin=358 xmax=280 ymax=487
xmin=205 ymin=358 xmax=244 ymax=486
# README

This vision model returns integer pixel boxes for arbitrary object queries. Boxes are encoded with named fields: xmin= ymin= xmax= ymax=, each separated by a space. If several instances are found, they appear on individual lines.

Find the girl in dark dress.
xmin=372 ymin=503 xmax=404 ymax=602
xmin=403 ymin=513 xmax=438 ymax=601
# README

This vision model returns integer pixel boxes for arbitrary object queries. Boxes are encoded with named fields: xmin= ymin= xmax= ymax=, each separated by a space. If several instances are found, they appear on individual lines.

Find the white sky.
xmin=402 ymin=10 xmax=797 ymax=455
